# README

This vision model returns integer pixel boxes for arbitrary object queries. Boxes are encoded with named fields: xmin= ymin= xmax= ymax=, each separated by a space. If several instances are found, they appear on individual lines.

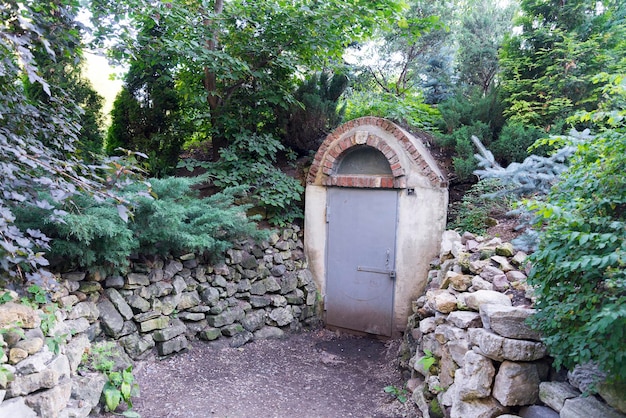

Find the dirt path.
xmin=124 ymin=329 xmax=419 ymax=418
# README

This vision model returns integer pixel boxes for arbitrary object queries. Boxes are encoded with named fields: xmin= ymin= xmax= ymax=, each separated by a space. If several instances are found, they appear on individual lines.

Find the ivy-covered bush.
xmin=12 ymin=177 xmax=263 ymax=275
xmin=179 ymin=132 xmax=305 ymax=226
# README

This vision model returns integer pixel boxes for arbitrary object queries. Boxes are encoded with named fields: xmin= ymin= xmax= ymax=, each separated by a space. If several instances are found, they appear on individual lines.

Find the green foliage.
xmin=182 ymin=132 xmax=304 ymax=226
xmin=417 ymin=349 xmax=437 ymax=372
xmin=527 ymin=126 xmax=626 ymax=383
xmin=128 ymin=177 xmax=264 ymax=256
xmin=344 ymin=90 xmax=440 ymax=129
xmin=435 ymin=88 xmax=509 ymax=181
xmin=80 ymin=342 xmax=140 ymax=415
xmin=455 ymin=1 xmax=516 ymax=95
xmin=281 ymin=71 xmax=348 ymax=154
xmin=478 ymin=74 xmax=626 ymax=384
xmin=499 ymin=0 xmax=625 ymax=129
xmin=13 ymin=177 xmax=262 ymax=274
xmin=106 ymin=18 xmax=190 ymax=177
xmin=92 ymin=0 xmax=407 ymax=159
xmin=490 ymin=122 xmax=546 ymax=166
xmin=524 ymin=75 xmax=626 ymax=382
xmin=0 ymin=1 xmax=148 ymax=292
xmin=449 ymin=179 xmax=513 ymax=235
xmin=103 ymin=366 xmax=140 ymax=415
xmin=384 ymin=385 xmax=408 ymax=403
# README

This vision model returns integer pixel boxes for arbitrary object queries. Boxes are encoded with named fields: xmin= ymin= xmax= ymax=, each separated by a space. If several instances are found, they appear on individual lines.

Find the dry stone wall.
xmin=0 ymin=226 xmax=319 ymax=417
xmin=401 ymin=230 xmax=625 ymax=418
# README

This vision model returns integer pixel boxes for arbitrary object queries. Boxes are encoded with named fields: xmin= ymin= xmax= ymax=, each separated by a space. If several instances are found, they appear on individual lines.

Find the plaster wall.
xmin=304 ymin=117 xmax=448 ymax=337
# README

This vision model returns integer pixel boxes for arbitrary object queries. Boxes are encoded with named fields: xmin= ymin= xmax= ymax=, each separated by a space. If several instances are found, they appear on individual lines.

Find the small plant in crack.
xmin=384 ymin=384 xmax=408 ymax=403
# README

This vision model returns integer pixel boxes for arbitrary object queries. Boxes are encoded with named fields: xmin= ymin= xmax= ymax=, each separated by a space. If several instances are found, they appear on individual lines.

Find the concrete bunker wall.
xmin=305 ymin=117 xmax=449 ymax=336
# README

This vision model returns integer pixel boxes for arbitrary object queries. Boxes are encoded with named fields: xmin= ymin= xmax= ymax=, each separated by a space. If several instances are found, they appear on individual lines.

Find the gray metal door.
xmin=326 ymin=188 xmax=398 ymax=336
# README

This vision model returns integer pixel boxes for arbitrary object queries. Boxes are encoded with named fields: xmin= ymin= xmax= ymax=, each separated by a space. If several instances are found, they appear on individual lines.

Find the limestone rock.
xmin=156 ymin=335 xmax=188 ymax=356
xmin=153 ymin=319 xmax=187 ymax=342
xmin=538 ymin=382 xmax=580 ymax=412
xmin=139 ymin=316 xmax=169 ymax=333
xmin=105 ymin=289 xmax=134 ymax=320
xmin=492 ymin=361 xmax=540 ymax=406
xmin=0 ymin=397 xmax=37 ymax=418
xmin=24 ymin=379 xmax=71 ymax=418
xmin=470 ymin=328 xmax=547 ymax=362
xmin=199 ymin=328 xmax=221 ymax=341
xmin=65 ymin=335 xmax=90 ymax=374
xmin=126 ymin=294 xmax=151 ymax=313
xmin=8 ymin=369 xmax=58 ymax=397
xmin=119 ymin=333 xmax=154 ymax=359
xmin=518 ymin=405 xmax=559 ymax=418
xmin=465 ymin=290 xmax=512 ymax=311
xmin=242 ymin=310 xmax=266 ymax=332
xmin=561 ymin=396 xmax=625 ymax=418
xmin=470 ymin=276 xmax=494 ymax=291
xmin=479 ymin=304 xmax=541 ymax=341
xmin=0 ymin=303 xmax=40 ymax=329
xmin=254 ymin=326 xmax=285 ymax=340
xmin=207 ymin=307 xmax=245 ymax=328
xmin=97 ymin=299 xmax=124 ymax=336
xmin=221 ymin=324 xmax=244 ymax=337
xmin=450 ymin=396 xmax=507 ymax=418
xmin=598 ymin=380 xmax=626 ymax=414
xmin=567 ymin=362 xmax=606 ymax=393
xmin=16 ymin=350 xmax=54 ymax=375
xmin=269 ymin=307 xmax=293 ymax=326
xmin=9 ymin=347 xmax=28 ymax=365
xmin=433 ymin=291 xmax=458 ymax=313
xmin=496 ymin=242 xmax=515 ymax=257
xmin=68 ymin=302 xmax=99 ymax=322
xmin=456 ymin=351 xmax=495 ymax=400
xmin=491 ymin=255 xmax=515 ymax=272
xmin=177 ymin=312 xmax=205 ymax=321
xmin=446 ymin=311 xmax=482 ymax=329
xmin=78 ymin=281 xmax=102 ymax=293
xmin=177 ymin=291 xmax=201 ymax=310
xmin=70 ymin=373 xmax=107 ymax=410
xmin=126 ymin=273 xmax=150 ymax=287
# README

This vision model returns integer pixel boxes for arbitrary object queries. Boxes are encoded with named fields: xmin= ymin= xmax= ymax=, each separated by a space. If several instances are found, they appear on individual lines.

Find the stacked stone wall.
xmin=0 ymin=226 xmax=319 ymax=417
xmin=401 ymin=230 xmax=625 ymax=418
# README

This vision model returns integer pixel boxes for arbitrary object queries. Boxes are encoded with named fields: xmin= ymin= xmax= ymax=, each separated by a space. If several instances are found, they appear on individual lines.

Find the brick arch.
xmin=307 ymin=116 xmax=446 ymax=188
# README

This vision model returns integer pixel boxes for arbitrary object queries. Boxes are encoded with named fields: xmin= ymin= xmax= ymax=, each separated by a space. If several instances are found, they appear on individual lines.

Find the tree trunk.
xmin=203 ymin=0 xmax=225 ymax=161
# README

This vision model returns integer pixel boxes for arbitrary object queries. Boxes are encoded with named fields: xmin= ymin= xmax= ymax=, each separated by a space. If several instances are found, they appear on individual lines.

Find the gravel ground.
xmin=100 ymin=328 xmax=420 ymax=418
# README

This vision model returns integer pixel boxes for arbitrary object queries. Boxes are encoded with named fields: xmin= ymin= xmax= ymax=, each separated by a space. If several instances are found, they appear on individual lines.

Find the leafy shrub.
xmin=281 ymin=71 xmax=348 ymax=154
xmin=344 ymin=90 xmax=441 ymax=129
xmin=527 ymin=126 xmax=626 ymax=384
xmin=440 ymin=122 xmax=491 ymax=182
xmin=12 ymin=177 xmax=262 ymax=275
xmin=180 ymin=132 xmax=305 ymax=226
xmin=490 ymin=122 xmax=545 ymax=166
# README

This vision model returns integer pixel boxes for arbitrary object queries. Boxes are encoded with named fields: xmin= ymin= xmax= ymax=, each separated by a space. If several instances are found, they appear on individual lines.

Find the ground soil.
xmin=101 ymin=328 xmax=420 ymax=418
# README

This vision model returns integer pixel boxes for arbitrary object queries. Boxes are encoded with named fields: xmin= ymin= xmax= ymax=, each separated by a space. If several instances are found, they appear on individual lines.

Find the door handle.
xmin=357 ymin=266 xmax=396 ymax=279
